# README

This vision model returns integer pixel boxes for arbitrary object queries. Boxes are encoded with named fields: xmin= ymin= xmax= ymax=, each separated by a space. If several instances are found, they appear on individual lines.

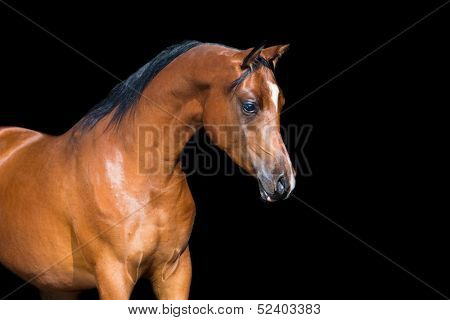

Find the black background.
xmin=0 ymin=1 xmax=449 ymax=299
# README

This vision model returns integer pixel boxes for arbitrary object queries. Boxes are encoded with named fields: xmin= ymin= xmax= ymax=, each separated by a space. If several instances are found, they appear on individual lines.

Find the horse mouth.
xmin=258 ymin=179 xmax=278 ymax=202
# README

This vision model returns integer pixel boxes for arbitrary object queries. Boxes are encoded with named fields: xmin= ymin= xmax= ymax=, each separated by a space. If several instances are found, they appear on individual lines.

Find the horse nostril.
xmin=276 ymin=175 xmax=288 ymax=195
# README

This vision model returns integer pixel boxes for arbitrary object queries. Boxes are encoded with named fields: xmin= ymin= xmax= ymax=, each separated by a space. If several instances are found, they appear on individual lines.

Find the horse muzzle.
xmin=257 ymin=173 xmax=295 ymax=202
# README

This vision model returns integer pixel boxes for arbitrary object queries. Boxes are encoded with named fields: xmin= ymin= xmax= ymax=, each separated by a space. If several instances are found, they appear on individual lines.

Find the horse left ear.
xmin=262 ymin=44 xmax=290 ymax=68
xmin=241 ymin=42 xmax=266 ymax=70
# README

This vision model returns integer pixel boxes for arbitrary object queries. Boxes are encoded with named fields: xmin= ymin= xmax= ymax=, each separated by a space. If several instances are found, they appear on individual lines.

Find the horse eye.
xmin=242 ymin=101 xmax=257 ymax=114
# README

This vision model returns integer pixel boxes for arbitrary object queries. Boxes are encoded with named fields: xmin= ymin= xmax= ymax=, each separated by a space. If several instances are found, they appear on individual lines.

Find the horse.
xmin=0 ymin=41 xmax=295 ymax=299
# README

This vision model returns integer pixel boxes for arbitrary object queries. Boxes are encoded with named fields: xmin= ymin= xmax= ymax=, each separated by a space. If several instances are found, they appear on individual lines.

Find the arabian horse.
xmin=0 ymin=41 xmax=295 ymax=299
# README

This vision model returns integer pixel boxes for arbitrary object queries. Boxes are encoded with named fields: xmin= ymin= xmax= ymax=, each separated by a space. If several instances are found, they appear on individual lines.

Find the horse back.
xmin=0 ymin=126 xmax=45 ymax=167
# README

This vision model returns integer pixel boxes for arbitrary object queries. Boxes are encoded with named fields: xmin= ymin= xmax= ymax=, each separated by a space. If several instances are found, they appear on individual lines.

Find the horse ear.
xmin=262 ymin=44 xmax=290 ymax=68
xmin=241 ymin=42 xmax=266 ymax=70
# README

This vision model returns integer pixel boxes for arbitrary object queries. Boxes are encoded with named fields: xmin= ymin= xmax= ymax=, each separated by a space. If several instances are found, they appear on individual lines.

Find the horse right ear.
xmin=262 ymin=44 xmax=290 ymax=68
xmin=240 ymin=43 xmax=266 ymax=70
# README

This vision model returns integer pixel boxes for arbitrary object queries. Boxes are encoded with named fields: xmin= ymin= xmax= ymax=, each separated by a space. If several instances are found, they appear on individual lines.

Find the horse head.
xmin=202 ymin=43 xmax=295 ymax=201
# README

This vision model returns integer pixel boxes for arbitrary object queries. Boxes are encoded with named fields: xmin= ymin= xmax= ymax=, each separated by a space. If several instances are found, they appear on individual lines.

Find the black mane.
xmin=79 ymin=40 xmax=202 ymax=130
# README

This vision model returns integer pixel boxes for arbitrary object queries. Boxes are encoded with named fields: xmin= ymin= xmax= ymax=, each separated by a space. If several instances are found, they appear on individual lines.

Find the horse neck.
xmin=70 ymin=49 xmax=214 ymax=186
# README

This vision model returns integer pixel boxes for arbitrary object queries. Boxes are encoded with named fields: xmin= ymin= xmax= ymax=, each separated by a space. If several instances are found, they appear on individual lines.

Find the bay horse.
xmin=0 ymin=41 xmax=295 ymax=299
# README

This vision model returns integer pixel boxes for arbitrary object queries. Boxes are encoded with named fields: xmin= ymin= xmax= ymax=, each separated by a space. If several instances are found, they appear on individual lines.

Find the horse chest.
xmin=124 ymin=196 xmax=195 ymax=268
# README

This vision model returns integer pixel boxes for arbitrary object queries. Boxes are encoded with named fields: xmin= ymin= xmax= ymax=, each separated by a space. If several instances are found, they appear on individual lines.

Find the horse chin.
xmin=259 ymin=189 xmax=276 ymax=202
